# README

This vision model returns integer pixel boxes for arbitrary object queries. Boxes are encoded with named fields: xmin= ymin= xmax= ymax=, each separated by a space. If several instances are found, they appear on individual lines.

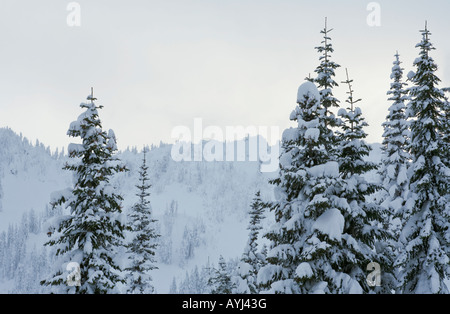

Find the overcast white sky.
xmin=0 ymin=0 xmax=449 ymax=151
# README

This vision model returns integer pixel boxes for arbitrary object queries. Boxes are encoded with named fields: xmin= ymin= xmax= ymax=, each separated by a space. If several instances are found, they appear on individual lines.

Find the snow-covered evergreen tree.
xmin=441 ymin=88 xmax=450 ymax=168
xmin=379 ymin=52 xmax=411 ymax=231
xmin=41 ymin=90 xmax=128 ymax=294
xmin=337 ymin=70 xmax=374 ymax=176
xmin=169 ymin=277 xmax=178 ymax=294
xmin=125 ymin=148 xmax=159 ymax=294
xmin=259 ymin=81 xmax=370 ymax=294
xmin=159 ymin=200 xmax=177 ymax=264
xmin=377 ymin=53 xmax=412 ymax=292
xmin=396 ymin=24 xmax=450 ymax=294
xmin=0 ymin=223 xmax=27 ymax=284
xmin=336 ymin=69 xmax=394 ymax=293
xmin=236 ymin=191 xmax=266 ymax=294
xmin=177 ymin=262 xmax=213 ymax=294
xmin=189 ymin=266 xmax=209 ymax=294
xmin=179 ymin=220 xmax=206 ymax=266
xmin=209 ymin=255 xmax=236 ymax=294
xmin=308 ymin=17 xmax=341 ymax=154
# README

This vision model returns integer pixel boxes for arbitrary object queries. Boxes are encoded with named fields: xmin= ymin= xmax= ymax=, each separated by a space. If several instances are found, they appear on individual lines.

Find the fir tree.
xmin=178 ymin=262 xmax=212 ymax=293
xmin=337 ymin=69 xmax=375 ymax=177
xmin=209 ymin=255 xmax=235 ymax=294
xmin=378 ymin=53 xmax=412 ymax=292
xmin=380 ymin=52 xmax=411 ymax=223
xmin=41 ymin=89 xmax=128 ymax=294
xmin=441 ymin=88 xmax=450 ymax=168
xmin=125 ymin=148 xmax=159 ymax=294
xmin=336 ymin=69 xmax=394 ymax=293
xmin=396 ymin=23 xmax=450 ymax=294
xmin=309 ymin=17 xmax=341 ymax=155
xmin=169 ymin=277 xmax=178 ymax=294
xmin=236 ymin=191 xmax=267 ymax=294
xmin=258 ymin=81 xmax=367 ymax=294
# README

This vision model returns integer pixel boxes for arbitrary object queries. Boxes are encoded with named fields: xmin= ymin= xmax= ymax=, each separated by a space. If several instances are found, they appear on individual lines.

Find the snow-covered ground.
xmin=0 ymin=127 xmax=402 ymax=293
xmin=0 ymin=127 xmax=277 ymax=293
xmin=4 ymin=126 xmax=447 ymax=293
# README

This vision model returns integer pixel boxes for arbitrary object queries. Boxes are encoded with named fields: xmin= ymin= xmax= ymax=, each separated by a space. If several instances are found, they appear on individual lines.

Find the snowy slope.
xmin=0 ymin=127 xmax=389 ymax=293
xmin=0 ymin=128 xmax=276 ymax=293
xmin=0 ymin=128 xmax=71 ymax=232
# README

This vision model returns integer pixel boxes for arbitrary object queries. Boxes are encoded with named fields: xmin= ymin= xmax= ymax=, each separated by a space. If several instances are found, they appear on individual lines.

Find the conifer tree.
xmin=336 ymin=70 xmax=394 ymax=293
xmin=125 ymin=148 xmax=159 ymax=294
xmin=236 ymin=191 xmax=267 ymax=294
xmin=376 ymin=53 xmax=412 ymax=292
xmin=379 ymin=52 xmax=411 ymax=224
xmin=337 ymin=70 xmax=375 ymax=176
xmin=396 ymin=23 xmax=450 ymax=294
xmin=169 ymin=277 xmax=178 ymax=294
xmin=309 ymin=17 xmax=341 ymax=155
xmin=209 ymin=256 xmax=235 ymax=294
xmin=178 ymin=262 xmax=212 ymax=293
xmin=377 ymin=53 xmax=412 ymax=275
xmin=441 ymin=88 xmax=450 ymax=168
xmin=258 ymin=81 xmax=369 ymax=294
xmin=41 ymin=89 xmax=128 ymax=294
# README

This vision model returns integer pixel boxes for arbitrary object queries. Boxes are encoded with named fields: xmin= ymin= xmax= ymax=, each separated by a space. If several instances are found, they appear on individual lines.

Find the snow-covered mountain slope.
xmin=114 ymin=143 xmax=276 ymax=293
xmin=0 ymin=128 xmax=278 ymax=293
xmin=0 ymin=127 xmax=383 ymax=293
xmin=0 ymin=128 xmax=71 ymax=232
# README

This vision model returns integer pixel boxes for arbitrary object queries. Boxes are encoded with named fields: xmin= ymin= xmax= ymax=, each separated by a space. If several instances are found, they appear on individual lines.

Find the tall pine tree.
xmin=396 ymin=23 xmax=450 ymax=294
xmin=258 ymin=81 xmax=366 ymax=294
xmin=441 ymin=88 xmax=450 ymax=168
xmin=236 ymin=191 xmax=267 ymax=294
xmin=378 ymin=53 xmax=412 ymax=292
xmin=209 ymin=256 xmax=235 ymax=294
xmin=41 ymin=89 xmax=128 ymax=294
xmin=309 ymin=17 xmax=341 ymax=155
xmin=379 ymin=52 xmax=411 ymax=226
xmin=125 ymin=147 xmax=159 ymax=294
xmin=336 ymin=69 xmax=394 ymax=293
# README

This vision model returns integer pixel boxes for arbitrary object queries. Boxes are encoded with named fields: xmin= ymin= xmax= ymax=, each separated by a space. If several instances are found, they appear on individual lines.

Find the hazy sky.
xmin=0 ymin=0 xmax=449 ymax=151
